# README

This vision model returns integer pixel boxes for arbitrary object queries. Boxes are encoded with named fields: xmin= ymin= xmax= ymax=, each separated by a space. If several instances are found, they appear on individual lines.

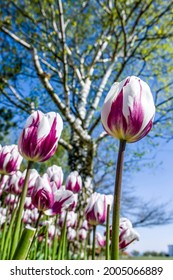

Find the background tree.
xmin=0 ymin=0 xmax=173 ymax=225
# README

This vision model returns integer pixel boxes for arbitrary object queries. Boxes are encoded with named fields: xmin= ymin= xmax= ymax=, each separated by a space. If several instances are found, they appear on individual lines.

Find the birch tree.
xmin=0 ymin=0 xmax=173 ymax=221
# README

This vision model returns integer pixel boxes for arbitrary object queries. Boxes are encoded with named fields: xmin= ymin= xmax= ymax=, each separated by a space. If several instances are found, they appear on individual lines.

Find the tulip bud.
xmin=31 ymin=174 xmax=54 ymax=211
xmin=65 ymin=171 xmax=82 ymax=193
xmin=79 ymin=228 xmax=87 ymax=241
xmin=81 ymin=220 xmax=89 ymax=231
xmin=46 ymin=165 xmax=63 ymax=189
xmin=101 ymin=76 xmax=155 ymax=143
xmin=96 ymin=232 xmax=106 ymax=247
xmin=119 ymin=218 xmax=140 ymax=250
xmin=18 ymin=110 xmax=63 ymax=162
xmin=0 ymin=175 xmax=8 ymax=196
xmin=44 ymin=189 xmax=76 ymax=216
xmin=24 ymin=197 xmax=35 ymax=210
xmin=67 ymin=227 xmax=76 ymax=241
xmin=0 ymin=145 xmax=23 ymax=175
xmin=59 ymin=211 xmax=77 ymax=228
xmin=6 ymin=171 xmax=23 ymax=195
xmin=85 ymin=192 xmax=113 ymax=226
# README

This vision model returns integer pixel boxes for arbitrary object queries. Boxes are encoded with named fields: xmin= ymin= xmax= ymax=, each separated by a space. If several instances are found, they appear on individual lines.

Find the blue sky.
xmin=126 ymin=140 xmax=173 ymax=254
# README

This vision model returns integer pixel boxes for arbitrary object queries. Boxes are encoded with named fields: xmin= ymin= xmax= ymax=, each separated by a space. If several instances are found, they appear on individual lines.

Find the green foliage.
xmin=0 ymin=107 xmax=16 ymax=143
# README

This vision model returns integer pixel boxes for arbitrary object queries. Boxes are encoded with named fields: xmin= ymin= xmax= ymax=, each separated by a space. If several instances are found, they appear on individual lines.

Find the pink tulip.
xmin=0 ymin=175 xmax=8 ymax=196
xmin=65 ymin=171 xmax=82 ymax=193
xmin=5 ymin=171 xmax=23 ymax=195
xmin=119 ymin=218 xmax=140 ymax=250
xmin=44 ymin=189 xmax=76 ymax=216
xmin=24 ymin=197 xmax=35 ymax=210
xmin=31 ymin=174 xmax=54 ymax=211
xmin=85 ymin=192 xmax=113 ymax=226
xmin=0 ymin=145 xmax=23 ymax=175
xmin=79 ymin=228 xmax=87 ymax=241
xmin=59 ymin=211 xmax=77 ymax=228
xmin=96 ymin=232 xmax=106 ymax=247
xmin=46 ymin=165 xmax=63 ymax=189
xmin=81 ymin=220 xmax=89 ymax=231
xmin=5 ymin=193 xmax=17 ymax=205
xmin=67 ymin=227 xmax=76 ymax=241
xmin=18 ymin=110 xmax=63 ymax=162
xmin=101 ymin=76 xmax=155 ymax=143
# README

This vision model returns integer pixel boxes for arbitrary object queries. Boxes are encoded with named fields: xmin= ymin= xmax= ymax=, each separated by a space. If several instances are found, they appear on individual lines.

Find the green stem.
xmin=44 ymin=226 xmax=49 ymax=260
xmin=106 ymin=204 xmax=110 ymax=260
xmin=57 ymin=211 xmax=68 ymax=260
xmin=27 ymin=211 xmax=42 ymax=259
xmin=92 ymin=225 xmax=96 ymax=260
xmin=12 ymin=227 xmax=36 ymax=260
xmin=10 ymin=161 xmax=33 ymax=259
xmin=2 ymin=204 xmax=18 ymax=259
xmin=0 ymin=205 xmax=9 ymax=257
xmin=111 ymin=140 xmax=126 ymax=260
xmin=52 ymin=215 xmax=58 ymax=260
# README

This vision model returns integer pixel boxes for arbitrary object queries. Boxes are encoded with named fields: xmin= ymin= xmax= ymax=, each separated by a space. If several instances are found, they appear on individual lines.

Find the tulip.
xmin=31 ymin=174 xmax=54 ymax=211
xmin=18 ymin=110 xmax=63 ymax=162
xmin=65 ymin=171 xmax=82 ymax=193
xmin=101 ymin=76 xmax=155 ymax=260
xmin=5 ymin=194 xmax=17 ymax=205
xmin=101 ymin=76 xmax=155 ymax=143
xmin=5 ymin=171 xmax=23 ymax=195
xmin=59 ymin=211 xmax=77 ymax=228
xmin=79 ymin=228 xmax=87 ymax=241
xmin=46 ymin=165 xmax=63 ymax=189
xmin=96 ymin=232 xmax=106 ymax=247
xmin=85 ymin=192 xmax=113 ymax=226
xmin=81 ymin=220 xmax=89 ymax=231
xmin=119 ymin=218 xmax=140 ymax=250
xmin=44 ymin=189 xmax=76 ymax=216
xmin=67 ymin=227 xmax=76 ymax=241
xmin=24 ymin=197 xmax=35 ymax=210
xmin=0 ymin=145 xmax=23 ymax=175
xmin=0 ymin=175 xmax=8 ymax=196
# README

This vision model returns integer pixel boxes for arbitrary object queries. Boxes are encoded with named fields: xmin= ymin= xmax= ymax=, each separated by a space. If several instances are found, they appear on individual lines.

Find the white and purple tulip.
xmin=79 ymin=228 xmax=88 ymax=241
xmin=18 ymin=110 xmax=63 ymax=162
xmin=96 ymin=232 xmax=106 ymax=247
xmin=5 ymin=171 xmax=23 ymax=195
xmin=0 ymin=175 xmax=8 ymax=196
xmin=119 ymin=218 xmax=140 ymax=250
xmin=65 ymin=171 xmax=82 ymax=193
xmin=101 ymin=76 xmax=155 ymax=143
xmin=24 ymin=197 xmax=35 ymax=210
xmin=44 ymin=189 xmax=76 ymax=216
xmin=0 ymin=145 xmax=23 ymax=175
xmin=46 ymin=165 xmax=63 ymax=189
xmin=85 ymin=192 xmax=113 ymax=226
xmin=59 ymin=211 xmax=77 ymax=228
xmin=67 ymin=227 xmax=76 ymax=241
xmin=31 ymin=174 xmax=54 ymax=211
xmin=80 ymin=220 xmax=89 ymax=231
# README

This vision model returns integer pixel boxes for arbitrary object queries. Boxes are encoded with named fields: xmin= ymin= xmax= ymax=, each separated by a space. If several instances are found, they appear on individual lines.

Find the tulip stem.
xmin=92 ymin=225 xmax=96 ymax=260
xmin=111 ymin=140 xmax=126 ymax=260
xmin=10 ymin=161 xmax=33 ymax=259
xmin=106 ymin=204 xmax=110 ymax=260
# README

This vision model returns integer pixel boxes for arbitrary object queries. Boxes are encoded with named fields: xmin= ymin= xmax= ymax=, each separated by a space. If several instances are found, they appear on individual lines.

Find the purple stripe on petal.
xmin=51 ymin=195 xmax=72 ymax=215
xmin=107 ymin=90 xmax=127 ymax=137
xmin=126 ymin=82 xmax=144 ymax=138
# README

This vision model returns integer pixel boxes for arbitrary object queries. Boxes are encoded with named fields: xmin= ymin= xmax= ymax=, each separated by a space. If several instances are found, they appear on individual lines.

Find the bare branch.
xmin=57 ymin=0 xmax=70 ymax=109
xmin=1 ymin=26 xmax=31 ymax=50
